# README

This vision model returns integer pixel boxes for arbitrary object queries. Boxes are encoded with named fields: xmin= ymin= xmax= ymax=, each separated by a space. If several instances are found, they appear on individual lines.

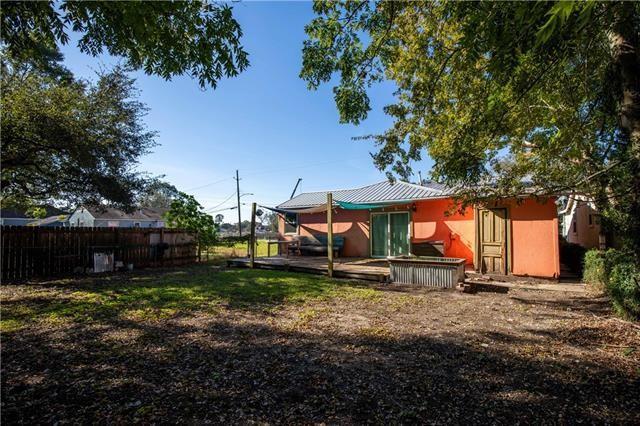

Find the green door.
xmin=371 ymin=214 xmax=388 ymax=257
xmin=390 ymin=213 xmax=409 ymax=256
xmin=371 ymin=212 xmax=409 ymax=257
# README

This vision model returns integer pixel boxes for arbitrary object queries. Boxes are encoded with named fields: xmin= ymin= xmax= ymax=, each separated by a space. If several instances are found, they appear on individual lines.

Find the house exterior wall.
xmin=411 ymin=199 xmax=475 ymax=264
xmin=277 ymin=196 xmax=560 ymax=278
xmin=69 ymin=209 xmax=164 ymax=228
xmin=280 ymin=209 xmax=370 ymax=257
xmin=94 ymin=219 xmax=164 ymax=228
xmin=562 ymin=201 xmax=601 ymax=249
xmin=68 ymin=209 xmax=95 ymax=227
xmin=506 ymin=198 xmax=560 ymax=278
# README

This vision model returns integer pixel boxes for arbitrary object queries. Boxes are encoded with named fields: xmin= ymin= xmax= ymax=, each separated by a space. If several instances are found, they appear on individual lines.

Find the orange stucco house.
xmin=277 ymin=181 xmax=560 ymax=278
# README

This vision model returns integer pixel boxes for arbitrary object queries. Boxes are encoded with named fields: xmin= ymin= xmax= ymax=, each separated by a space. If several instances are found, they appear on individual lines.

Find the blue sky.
xmin=60 ymin=1 xmax=432 ymax=222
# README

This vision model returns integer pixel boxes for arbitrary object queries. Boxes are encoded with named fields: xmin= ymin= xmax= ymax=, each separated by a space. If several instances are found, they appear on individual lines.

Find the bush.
xmin=583 ymin=248 xmax=639 ymax=320
xmin=608 ymin=262 xmax=640 ymax=320
xmin=583 ymin=249 xmax=607 ymax=290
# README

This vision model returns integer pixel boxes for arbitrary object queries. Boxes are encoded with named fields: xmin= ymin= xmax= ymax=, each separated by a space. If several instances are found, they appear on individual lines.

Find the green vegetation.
xmin=0 ymin=1 xmax=248 ymax=89
xmin=207 ymin=239 xmax=271 ymax=259
xmin=0 ymin=267 xmax=379 ymax=332
xmin=164 ymin=192 xmax=218 ymax=251
xmin=1 ymin=59 xmax=155 ymax=208
xmin=583 ymin=249 xmax=607 ymax=291
xmin=583 ymin=249 xmax=639 ymax=320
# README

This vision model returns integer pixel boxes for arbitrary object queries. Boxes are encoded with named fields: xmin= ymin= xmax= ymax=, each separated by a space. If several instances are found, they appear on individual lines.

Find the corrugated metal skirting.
xmin=389 ymin=261 xmax=464 ymax=288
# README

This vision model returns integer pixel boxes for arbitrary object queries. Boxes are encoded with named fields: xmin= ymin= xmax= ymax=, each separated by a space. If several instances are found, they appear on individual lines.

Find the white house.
xmin=68 ymin=206 xmax=166 ymax=228
xmin=558 ymin=195 xmax=602 ymax=249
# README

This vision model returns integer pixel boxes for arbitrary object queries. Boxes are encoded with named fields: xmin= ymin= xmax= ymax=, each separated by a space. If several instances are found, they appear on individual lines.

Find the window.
xmin=588 ymin=214 xmax=593 ymax=226
xmin=572 ymin=220 xmax=577 ymax=233
xmin=133 ymin=222 xmax=141 ymax=228
xmin=284 ymin=213 xmax=298 ymax=234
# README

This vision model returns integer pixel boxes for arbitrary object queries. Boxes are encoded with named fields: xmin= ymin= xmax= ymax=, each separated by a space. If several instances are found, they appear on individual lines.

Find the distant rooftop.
xmin=0 ymin=205 xmax=68 ymax=219
xmin=81 ymin=206 xmax=167 ymax=221
xmin=277 ymin=180 xmax=455 ymax=209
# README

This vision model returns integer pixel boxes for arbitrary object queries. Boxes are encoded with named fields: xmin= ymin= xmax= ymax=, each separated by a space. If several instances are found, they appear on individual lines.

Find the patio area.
xmin=228 ymin=256 xmax=390 ymax=282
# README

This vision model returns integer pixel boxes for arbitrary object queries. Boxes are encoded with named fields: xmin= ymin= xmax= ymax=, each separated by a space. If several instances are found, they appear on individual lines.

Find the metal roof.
xmin=277 ymin=180 xmax=455 ymax=209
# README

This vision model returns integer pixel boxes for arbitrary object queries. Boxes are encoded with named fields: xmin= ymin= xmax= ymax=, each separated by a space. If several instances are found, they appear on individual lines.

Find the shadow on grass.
xmin=2 ymin=313 xmax=639 ymax=424
xmin=1 ymin=266 xmax=378 ymax=328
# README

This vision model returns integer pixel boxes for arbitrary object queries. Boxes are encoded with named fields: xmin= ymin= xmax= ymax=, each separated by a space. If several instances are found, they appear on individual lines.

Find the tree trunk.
xmin=610 ymin=2 xmax=640 ymax=258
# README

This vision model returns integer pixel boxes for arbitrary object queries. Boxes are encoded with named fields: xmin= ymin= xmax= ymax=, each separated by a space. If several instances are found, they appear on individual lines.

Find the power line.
xmin=204 ymin=191 xmax=237 ymax=212
xmin=208 ymin=205 xmax=239 ymax=214
xmin=186 ymin=157 xmax=362 ymax=193
xmin=185 ymin=176 xmax=235 ymax=191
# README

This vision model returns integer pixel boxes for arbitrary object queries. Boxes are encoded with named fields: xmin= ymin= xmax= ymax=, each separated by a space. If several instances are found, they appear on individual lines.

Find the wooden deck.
xmin=227 ymin=256 xmax=390 ymax=282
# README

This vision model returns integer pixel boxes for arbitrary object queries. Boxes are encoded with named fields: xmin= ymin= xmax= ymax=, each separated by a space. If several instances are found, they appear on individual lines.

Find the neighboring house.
xmin=68 ymin=206 xmax=166 ymax=228
xmin=276 ymin=180 xmax=561 ymax=278
xmin=558 ymin=195 xmax=602 ymax=249
xmin=0 ymin=206 xmax=69 ymax=227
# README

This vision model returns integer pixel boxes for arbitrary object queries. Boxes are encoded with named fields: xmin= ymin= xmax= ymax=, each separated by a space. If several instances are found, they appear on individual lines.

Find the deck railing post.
xmin=327 ymin=193 xmax=333 ymax=278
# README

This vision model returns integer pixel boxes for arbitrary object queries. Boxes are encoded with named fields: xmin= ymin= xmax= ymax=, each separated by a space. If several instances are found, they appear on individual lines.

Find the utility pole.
xmin=249 ymin=202 xmax=256 ymax=268
xmin=235 ymin=169 xmax=242 ymax=237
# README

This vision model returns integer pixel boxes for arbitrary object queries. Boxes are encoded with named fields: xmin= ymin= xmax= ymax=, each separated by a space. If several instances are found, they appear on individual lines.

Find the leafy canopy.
xmin=164 ymin=192 xmax=218 ymax=248
xmin=1 ymin=57 xmax=155 ymax=209
xmin=139 ymin=180 xmax=180 ymax=211
xmin=0 ymin=1 xmax=249 ymax=88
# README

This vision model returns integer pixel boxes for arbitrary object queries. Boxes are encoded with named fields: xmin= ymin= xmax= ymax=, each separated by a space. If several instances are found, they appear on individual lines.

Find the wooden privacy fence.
xmin=1 ymin=226 xmax=198 ymax=281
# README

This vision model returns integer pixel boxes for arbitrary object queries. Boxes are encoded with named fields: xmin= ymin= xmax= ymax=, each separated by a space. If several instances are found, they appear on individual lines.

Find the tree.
xmin=164 ymin=192 xmax=217 ymax=249
xmin=262 ymin=211 xmax=279 ymax=233
xmin=1 ymin=57 xmax=155 ymax=209
xmin=301 ymin=1 xmax=640 ymax=256
xmin=0 ymin=1 xmax=249 ymax=89
xmin=139 ymin=180 xmax=180 ymax=210
xmin=214 ymin=214 xmax=224 ymax=225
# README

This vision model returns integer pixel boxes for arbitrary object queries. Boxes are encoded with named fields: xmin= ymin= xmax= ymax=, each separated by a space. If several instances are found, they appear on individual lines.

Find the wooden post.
xmin=250 ymin=202 xmax=256 ymax=268
xmin=327 ymin=193 xmax=333 ymax=278
xmin=160 ymin=227 xmax=165 ymax=267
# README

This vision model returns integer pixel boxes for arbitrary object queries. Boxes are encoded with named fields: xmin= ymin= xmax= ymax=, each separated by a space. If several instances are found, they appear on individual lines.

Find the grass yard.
xmin=205 ymin=239 xmax=271 ymax=259
xmin=2 ymin=264 xmax=639 ymax=423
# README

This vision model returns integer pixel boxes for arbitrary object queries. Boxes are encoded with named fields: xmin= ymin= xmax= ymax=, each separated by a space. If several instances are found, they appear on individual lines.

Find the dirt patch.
xmin=2 ymin=266 xmax=639 ymax=423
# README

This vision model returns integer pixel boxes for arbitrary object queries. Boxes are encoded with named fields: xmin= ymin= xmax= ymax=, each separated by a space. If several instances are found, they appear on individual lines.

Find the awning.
xmin=259 ymin=205 xmax=327 ymax=214
xmin=336 ymin=201 xmax=392 ymax=210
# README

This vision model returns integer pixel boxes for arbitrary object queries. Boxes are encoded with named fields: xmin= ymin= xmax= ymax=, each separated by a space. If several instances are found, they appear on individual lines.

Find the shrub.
xmin=608 ymin=262 xmax=640 ymax=320
xmin=583 ymin=248 xmax=639 ymax=320
xmin=583 ymin=249 xmax=607 ymax=290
